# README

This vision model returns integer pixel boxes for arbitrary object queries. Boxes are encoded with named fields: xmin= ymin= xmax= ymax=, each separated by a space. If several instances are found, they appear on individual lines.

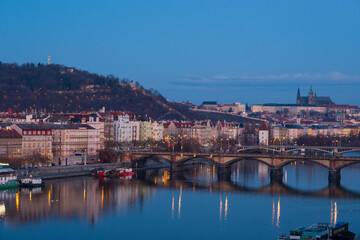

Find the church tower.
xmin=296 ymin=88 xmax=301 ymax=104
xmin=308 ymin=85 xmax=314 ymax=105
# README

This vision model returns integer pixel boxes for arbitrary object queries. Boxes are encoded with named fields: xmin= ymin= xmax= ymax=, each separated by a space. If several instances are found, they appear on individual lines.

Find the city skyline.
xmin=1 ymin=0 xmax=360 ymax=105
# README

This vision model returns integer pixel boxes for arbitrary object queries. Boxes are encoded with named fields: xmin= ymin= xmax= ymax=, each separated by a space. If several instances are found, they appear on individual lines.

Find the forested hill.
xmin=0 ymin=62 xmax=182 ymax=118
xmin=0 ymin=62 xmax=258 ymax=122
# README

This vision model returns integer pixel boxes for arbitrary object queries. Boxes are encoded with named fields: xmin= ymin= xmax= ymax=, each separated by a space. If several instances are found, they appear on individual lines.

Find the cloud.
xmin=173 ymin=71 xmax=357 ymax=87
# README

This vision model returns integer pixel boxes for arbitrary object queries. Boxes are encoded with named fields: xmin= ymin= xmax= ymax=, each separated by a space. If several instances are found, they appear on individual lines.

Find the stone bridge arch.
xmin=176 ymin=156 xmax=219 ymax=166
xmin=338 ymin=149 xmax=360 ymax=155
xmin=311 ymin=148 xmax=334 ymax=155
xmin=275 ymin=158 xmax=330 ymax=169
xmin=223 ymin=157 xmax=273 ymax=168
xmin=237 ymin=146 xmax=282 ymax=154
xmin=132 ymin=154 xmax=173 ymax=163
xmin=335 ymin=161 xmax=360 ymax=171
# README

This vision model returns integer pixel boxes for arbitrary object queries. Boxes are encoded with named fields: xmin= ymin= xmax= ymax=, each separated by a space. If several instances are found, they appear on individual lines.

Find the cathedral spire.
xmin=309 ymin=85 xmax=313 ymax=95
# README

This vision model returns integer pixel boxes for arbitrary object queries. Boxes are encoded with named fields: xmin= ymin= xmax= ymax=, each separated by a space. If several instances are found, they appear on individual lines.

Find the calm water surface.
xmin=1 ymin=161 xmax=360 ymax=240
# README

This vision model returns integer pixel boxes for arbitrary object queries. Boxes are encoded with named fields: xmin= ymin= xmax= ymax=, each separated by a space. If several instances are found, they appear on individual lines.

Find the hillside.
xmin=0 ymin=62 xmax=259 ymax=122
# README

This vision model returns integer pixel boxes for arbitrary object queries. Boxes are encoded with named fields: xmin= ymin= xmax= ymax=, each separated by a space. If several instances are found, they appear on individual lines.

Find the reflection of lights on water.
xmin=213 ymin=165 xmax=215 ymax=179
xmin=331 ymin=201 xmax=338 ymax=226
xmin=330 ymin=201 xmax=333 ymax=225
xmin=272 ymin=200 xmax=275 ymax=226
xmin=171 ymin=195 xmax=174 ymax=219
xmin=272 ymin=197 xmax=281 ymax=227
xmin=224 ymin=196 xmax=228 ymax=220
xmin=162 ymin=171 xmax=170 ymax=184
xmin=276 ymin=197 xmax=280 ymax=227
xmin=334 ymin=202 xmax=337 ymax=226
xmin=83 ymin=188 xmax=86 ymax=202
xmin=16 ymin=191 xmax=19 ymax=211
xmin=101 ymin=186 xmax=104 ymax=209
xmin=284 ymin=170 xmax=287 ymax=184
xmin=48 ymin=190 xmax=51 ymax=207
xmin=219 ymin=195 xmax=229 ymax=221
xmin=30 ymin=191 xmax=32 ymax=202
xmin=219 ymin=196 xmax=222 ymax=221
xmin=178 ymin=186 xmax=182 ymax=218
xmin=0 ymin=202 xmax=5 ymax=216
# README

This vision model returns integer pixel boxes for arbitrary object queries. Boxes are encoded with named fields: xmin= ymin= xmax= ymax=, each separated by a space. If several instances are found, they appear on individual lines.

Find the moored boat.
xmin=93 ymin=167 xmax=135 ymax=178
xmin=20 ymin=175 xmax=45 ymax=188
xmin=119 ymin=168 xmax=135 ymax=177
xmin=279 ymin=222 xmax=355 ymax=240
xmin=0 ymin=163 xmax=19 ymax=189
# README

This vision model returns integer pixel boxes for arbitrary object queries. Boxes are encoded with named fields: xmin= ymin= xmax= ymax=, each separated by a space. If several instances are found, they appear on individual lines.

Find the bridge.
xmin=118 ymin=150 xmax=360 ymax=182
xmin=236 ymin=145 xmax=360 ymax=155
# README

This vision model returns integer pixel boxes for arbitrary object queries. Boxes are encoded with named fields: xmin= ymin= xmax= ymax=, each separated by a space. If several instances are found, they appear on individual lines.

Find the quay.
xmin=16 ymin=162 xmax=128 ymax=180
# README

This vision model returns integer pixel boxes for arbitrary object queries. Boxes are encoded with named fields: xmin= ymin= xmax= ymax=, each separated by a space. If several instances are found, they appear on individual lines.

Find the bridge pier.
xmin=217 ymin=165 xmax=231 ymax=181
xmin=328 ymin=169 xmax=341 ymax=181
xmin=270 ymin=167 xmax=283 ymax=183
xmin=218 ymin=172 xmax=231 ymax=181
xmin=120 ymin=152 xmax=133 ymax=162
xmin=270 ymin=167 xmax=283 ymax=177
xmin=170 ymin=163 xmax=181 ymax=172
xmin=217 ymin=165 xmax=231 ymax=174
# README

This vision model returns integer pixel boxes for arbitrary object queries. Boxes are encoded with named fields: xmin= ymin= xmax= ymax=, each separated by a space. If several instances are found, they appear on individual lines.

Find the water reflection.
xmin=0 ymin=178 xmax=154 ymax=225
xmin=283 ymin=161 xmax=328 ymax=191
xmin=231 ymin=160 xmax=270 ymax=188
xmin=330 ymin=201 xmax=338 ymax=226
xmin=1 ymin=162 xmax=360 ymax=228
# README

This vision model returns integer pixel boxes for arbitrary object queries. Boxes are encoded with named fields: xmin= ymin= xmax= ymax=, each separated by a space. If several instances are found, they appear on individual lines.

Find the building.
xmin=51 ymin=125 xmax=93 ymax=165
xmin=0 ymin=129 xmax=22 ymax=157
xmin=85 ymin=114 xmax=102 ymax=151
xmin=199 ymin=101 xmax=218 ymax=111
xmin=296 ymin=86 xmax=334 ymax=106
xmin=152 ymin=121 xmax=163 ymax=141
xmin=114 ymin=114 xmax=132 ymax=143
xmin=139 ymin=121 xmax=153 ymax=142
xmin=11 ymin=124 xmax=53 ymax=160
xmin=218 ymin=102 xmax=246 ymax=113
xmin=251 ymin=104 xmax=327 ymax=114
xmin=259 ymin=123 xmax=269 ymax=146
xmin=130 ymin=121 xmax=140 ymax=141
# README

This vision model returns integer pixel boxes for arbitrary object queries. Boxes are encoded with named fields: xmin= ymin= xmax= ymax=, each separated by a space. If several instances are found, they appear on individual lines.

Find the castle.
xmin=296 ymin=86 xmax=334 ymax=106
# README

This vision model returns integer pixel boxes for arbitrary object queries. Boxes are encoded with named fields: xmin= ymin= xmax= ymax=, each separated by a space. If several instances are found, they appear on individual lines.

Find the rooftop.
xmin=0 ymin=129 xmax=22 ymax=138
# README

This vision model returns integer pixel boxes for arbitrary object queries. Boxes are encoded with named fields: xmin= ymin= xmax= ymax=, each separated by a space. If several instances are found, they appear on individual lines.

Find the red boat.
xmin=119 ymin=168 xmax=135 ymax=177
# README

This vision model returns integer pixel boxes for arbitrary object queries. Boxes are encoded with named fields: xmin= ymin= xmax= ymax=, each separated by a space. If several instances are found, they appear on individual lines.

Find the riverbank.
xmin=15 ymin=162 xmax=129 ymax=180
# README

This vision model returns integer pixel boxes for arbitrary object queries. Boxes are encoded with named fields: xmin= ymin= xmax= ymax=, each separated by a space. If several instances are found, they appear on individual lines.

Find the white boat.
xmin=20 ymin=175 xmax=44 ymax=188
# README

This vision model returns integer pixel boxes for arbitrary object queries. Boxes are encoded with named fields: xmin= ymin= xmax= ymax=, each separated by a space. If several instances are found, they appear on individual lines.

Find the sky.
xmin=1 ymin=0 xmax=360 ymax=105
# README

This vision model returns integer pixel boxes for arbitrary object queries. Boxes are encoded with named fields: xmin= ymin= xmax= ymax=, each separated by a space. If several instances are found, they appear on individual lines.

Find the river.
xmin=1 ymin=160 xmax=360 ymax=239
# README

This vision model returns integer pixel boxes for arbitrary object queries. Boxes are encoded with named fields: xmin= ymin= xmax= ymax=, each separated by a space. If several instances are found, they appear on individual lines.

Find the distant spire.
xmin=309 ymin=85 xmax=313 ymax=95
xmin=47 ymin=55 xmax=51 ymax=65
xmin=296 ymin=88 xmax=301 ymax=104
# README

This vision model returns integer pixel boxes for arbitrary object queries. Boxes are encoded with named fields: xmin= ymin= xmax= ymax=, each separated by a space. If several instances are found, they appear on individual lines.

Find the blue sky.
xmin=1 ymin=0 xmax=360 ymax=105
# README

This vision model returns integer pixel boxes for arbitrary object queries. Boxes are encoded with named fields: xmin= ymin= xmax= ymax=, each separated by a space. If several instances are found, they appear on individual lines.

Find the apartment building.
xmin=0 ymin=129 xmax=22 ymax=157
xmin=11 ymin=124 xmax=53 ymax=160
